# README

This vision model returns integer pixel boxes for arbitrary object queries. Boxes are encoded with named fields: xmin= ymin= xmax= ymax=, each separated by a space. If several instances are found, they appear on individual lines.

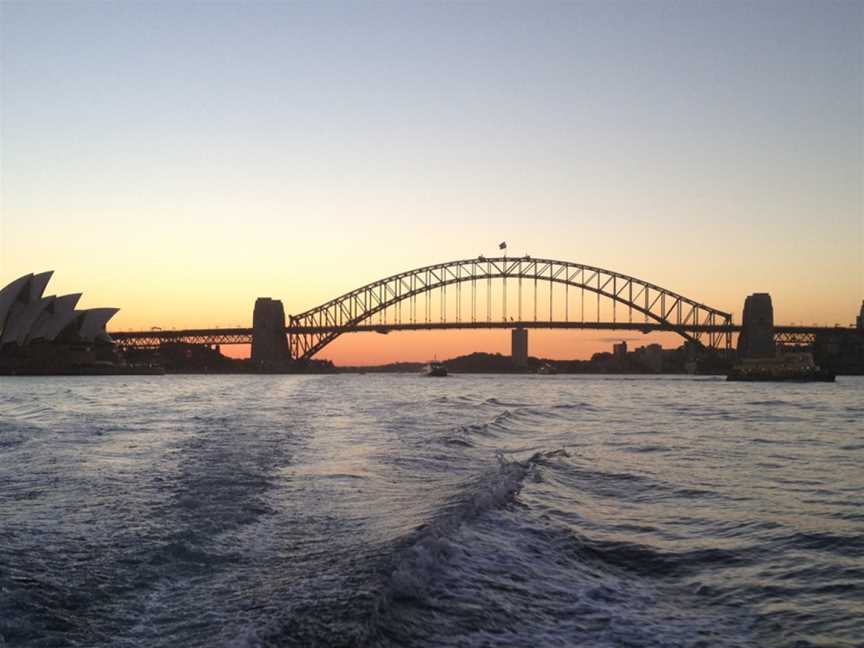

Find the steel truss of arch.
xmin=289 ymin=257 xmax=733 ymax=360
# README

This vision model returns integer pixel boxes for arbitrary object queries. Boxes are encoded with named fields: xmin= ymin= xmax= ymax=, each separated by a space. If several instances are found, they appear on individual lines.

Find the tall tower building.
xmin=511 ymin=328 xmax=528 ymax=367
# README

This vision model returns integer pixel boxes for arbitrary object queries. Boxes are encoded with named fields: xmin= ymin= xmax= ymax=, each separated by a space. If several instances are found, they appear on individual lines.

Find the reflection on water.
xmin=1 ymin=374 xmax=862 ymax=647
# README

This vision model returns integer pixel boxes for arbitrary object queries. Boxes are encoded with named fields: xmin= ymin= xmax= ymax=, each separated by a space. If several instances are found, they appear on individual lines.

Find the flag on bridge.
xmin=499 ymin=241 xmax=507 ymax=250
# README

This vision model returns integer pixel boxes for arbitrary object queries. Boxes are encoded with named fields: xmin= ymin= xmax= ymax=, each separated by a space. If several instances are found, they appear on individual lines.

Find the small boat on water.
xmin=536 ymin=363 xmax=557 ymax=375
xmin=727 ymin=352 xmax=835 ymax=382
xmin=422 ymin=361 xmax=448 ymax=377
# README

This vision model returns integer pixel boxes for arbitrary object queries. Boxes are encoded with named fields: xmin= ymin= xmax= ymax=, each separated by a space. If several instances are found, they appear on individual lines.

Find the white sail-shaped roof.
xmin=0 ymin=272 xmax=120 ymax=347
xmin=1 ymin=297 xmax=52 ymax=345
xmin=40 ymin=309 xmax=84 ymax=343
xmin=0 ymin=273 xmax=34 ymax=332
xmin=78 ymin=308 xmax=120 ymax=343
xmin=29 ymin=271 xmax=53 ymax=302
xmin=25 ymin=295 xmax=56 ymax=341
xmin=27 ymin=293 xmax=82 ymax=342
xmin=55 ymin=311 xmax=87 ymax=342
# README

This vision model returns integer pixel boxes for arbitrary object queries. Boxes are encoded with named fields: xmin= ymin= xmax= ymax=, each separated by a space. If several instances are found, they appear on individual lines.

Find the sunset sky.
xmin=1 ymin=1 xmax=861 ymax=364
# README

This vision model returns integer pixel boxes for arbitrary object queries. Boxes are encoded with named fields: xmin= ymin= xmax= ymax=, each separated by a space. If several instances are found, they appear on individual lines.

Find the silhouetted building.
xmin=637 ymin=343 xmax=663 ymax=372
xmin=251 ymin=297 xmax=290 ymax=367
xmin=511 ymin=328 xmax=528 ymax=367
xmin=857 ymin=301 xmax=863 ymax=329
xmin=613 ymin=341 xmax=627 ymax=358
xmin=0 ymin=272 xmax=120 ymax=373
xmin=738 ymin=293 xmax=775 ymax=359
xmin=159 ymin=342 xmax=237 ymax=372
xmin=0 ymin=272 xmax=111 ymax=346
xmin=812 ymin=329 xmax=864 ymax=375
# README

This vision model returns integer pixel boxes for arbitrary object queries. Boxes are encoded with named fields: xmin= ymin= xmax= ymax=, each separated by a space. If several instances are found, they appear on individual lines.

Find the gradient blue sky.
xmin=1 ymin=1 xmax=861 ymax=362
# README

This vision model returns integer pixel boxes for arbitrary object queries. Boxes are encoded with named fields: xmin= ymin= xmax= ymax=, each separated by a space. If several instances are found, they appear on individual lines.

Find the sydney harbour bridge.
xmin=109 ymin=256 xmax=856 ymax=362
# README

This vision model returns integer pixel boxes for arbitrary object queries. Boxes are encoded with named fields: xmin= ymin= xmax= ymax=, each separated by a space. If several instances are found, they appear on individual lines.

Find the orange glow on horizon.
xmin=3 ymin=249 xmax=860 ymax=368
xmin=217 ymin=330 xmax=692 ymax=365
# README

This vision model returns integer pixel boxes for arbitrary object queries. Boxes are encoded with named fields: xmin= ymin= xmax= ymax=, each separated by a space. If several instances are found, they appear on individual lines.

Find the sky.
xmin=1 ymin=1 xmax=862 ymax=364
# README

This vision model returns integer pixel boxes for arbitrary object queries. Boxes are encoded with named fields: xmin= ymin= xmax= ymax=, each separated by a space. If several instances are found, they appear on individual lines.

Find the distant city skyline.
xmin=2 ymin=1 xmax=861 ymax=364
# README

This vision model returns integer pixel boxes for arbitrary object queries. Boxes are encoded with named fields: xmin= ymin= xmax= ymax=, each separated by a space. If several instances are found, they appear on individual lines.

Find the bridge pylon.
xmin=251 ymin=297 xmax=290 ymax=368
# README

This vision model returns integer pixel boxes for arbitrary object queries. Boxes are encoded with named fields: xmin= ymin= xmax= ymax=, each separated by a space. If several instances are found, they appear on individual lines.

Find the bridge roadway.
xmin=109 ymin=322 xmax=859 ymax=349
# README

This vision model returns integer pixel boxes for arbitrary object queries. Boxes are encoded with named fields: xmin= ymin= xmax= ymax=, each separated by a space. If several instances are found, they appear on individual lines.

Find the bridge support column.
xmin=511 ymin=328 xmax=528 ymax=367
xmin=252 ymin=297 xmax=290 ymax=368
xmin=737 ymin=293 xmax=775 ymax=359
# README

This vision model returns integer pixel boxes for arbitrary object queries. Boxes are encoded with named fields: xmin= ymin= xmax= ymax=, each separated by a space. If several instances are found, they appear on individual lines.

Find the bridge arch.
xmin=289 ymin=257 xmax=733 ymax=360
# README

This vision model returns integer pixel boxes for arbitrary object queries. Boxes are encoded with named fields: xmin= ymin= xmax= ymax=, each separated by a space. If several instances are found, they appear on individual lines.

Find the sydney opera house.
xmin=0 ymin=272 xmax=121 ymax=374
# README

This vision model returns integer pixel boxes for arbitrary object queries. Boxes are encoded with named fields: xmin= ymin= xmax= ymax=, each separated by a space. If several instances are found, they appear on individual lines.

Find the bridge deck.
xmin=109 ymin=322 xmax=861 ymax=349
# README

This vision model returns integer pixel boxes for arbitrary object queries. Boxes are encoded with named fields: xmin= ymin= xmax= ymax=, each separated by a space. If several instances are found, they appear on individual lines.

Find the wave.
xmin=552 ymin=401 xmax=600 ymax=412
xmin=0 ymin=422 xmax=36 ymax=449
xmin=484 ymin=397 xmax=534 ymax=407
xmin=432 ymin=403 xmax=577 ymax=449
xmin=430 ymin=395 xmax=479 ymax=404
xmin=621 ymin=444 xmax=671 ymax=454
xmin=145 ymin=539 xmax=241 ymax=571
xmin=373 ymin=450 xmax=567 ymax=606
xmin=438 ymin=436 xmax=474 ymax=448
xmin=430 ymin=410 xmax=517 ymax=447
xmin=575 ymin=538 xmax=751 ymax=578
xmin=773 ymin=531 xmax=864 ymax=558
xmin=0 ymin=405 xmax=54 ymax=422
xmin=353 ymin=447 xmax=754 ymax=648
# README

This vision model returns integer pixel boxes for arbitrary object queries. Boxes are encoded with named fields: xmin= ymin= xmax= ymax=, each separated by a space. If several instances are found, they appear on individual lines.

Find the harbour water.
xmin=1 ymin=374 xmax=862 ymax=647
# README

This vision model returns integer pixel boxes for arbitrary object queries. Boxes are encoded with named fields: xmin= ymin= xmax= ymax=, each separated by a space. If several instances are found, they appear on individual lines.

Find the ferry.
xmin=422 ymin=361 xmax=448 ymax=377
xmin=727 ymin=352 xmax=835 ymax=382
